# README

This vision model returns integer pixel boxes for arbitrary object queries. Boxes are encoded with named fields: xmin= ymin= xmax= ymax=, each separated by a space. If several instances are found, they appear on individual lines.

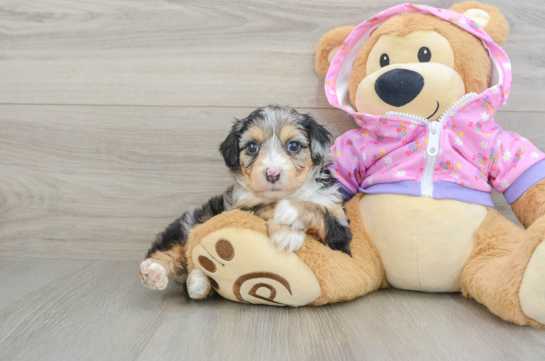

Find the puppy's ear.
xmin=450 ymin=1 xmax=509 ymax=45
xmin=301 ymin=114 xmax=332 ymax=165
xmin=315 ymin=26 xmax=355 ymax=79
xmin=219 ymin=120 xmax=242 ymax=171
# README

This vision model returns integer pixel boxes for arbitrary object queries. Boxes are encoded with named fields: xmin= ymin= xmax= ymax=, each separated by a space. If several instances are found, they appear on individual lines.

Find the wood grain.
xmin=2 ymin=1 xmax=545 ymax=358
xmin=1 ymin=260 xmax=544 ymax=361
xmin=0 ymin=0 xmax=544 ymax=111
xmin=0 ymin=105 xmax=355 ymax=260
xmin=2 ymin=105 xmax=543 ymax=261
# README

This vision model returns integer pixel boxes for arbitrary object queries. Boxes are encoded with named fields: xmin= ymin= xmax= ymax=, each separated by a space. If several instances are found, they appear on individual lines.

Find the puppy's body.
xmin=140 ymin=106 xmax=352 ymax=293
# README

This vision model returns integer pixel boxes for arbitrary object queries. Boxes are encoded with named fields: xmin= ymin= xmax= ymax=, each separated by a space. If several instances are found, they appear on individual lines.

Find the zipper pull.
xmin=427 ymin=122 xmax=440 ymax=156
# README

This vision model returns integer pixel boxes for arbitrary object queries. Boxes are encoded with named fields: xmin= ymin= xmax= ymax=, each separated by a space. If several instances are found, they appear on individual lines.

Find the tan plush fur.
xmin=512 ymin=179 xmax=545 ymax=229
xmin=461 ymin=208 xmax=544 ymax=327
xmin=302 ymin=194 xmax=387 ymax=305
xmin=450 ymin=1 xmax=510 ymax=45
xmin=314 ymin=26 xmax=354 ymax=79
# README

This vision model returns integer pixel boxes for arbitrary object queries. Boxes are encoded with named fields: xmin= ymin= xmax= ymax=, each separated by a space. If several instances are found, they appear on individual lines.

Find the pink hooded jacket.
xmin=326 ymin=3 xmax=545 ymax=207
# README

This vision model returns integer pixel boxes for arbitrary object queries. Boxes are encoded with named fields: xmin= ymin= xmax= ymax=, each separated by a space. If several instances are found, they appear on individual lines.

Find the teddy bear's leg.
xmin=300 ymin=194 xmax=387 ymax=305
xmin=460 ymin=208 xmax=545 ymax=327
xmin=184 ymin=195 xmax=386 ymax=306
xmin=139 ymin=245 xmax=186 ymax=290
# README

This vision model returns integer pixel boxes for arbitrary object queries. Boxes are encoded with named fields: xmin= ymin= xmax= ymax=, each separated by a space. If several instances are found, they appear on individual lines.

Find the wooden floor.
xmin=1 ymin=259 xmax=545 ymax=361
xmin=1 ymin=0 xmax=545 ymax=360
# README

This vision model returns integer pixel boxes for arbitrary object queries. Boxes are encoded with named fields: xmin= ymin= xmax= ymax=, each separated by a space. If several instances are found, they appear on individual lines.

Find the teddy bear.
xmin=312 ymin=1 xmax=545 ymax=327
xmin=155 ymin=1 xmax=545 ymax=328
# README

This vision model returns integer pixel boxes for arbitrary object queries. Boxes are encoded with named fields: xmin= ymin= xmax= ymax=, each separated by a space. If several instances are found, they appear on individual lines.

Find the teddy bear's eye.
xmin=418 ymin=47 xmax=431 ymax=62
xmin=380 ymin=53 xmax=390 ymax=67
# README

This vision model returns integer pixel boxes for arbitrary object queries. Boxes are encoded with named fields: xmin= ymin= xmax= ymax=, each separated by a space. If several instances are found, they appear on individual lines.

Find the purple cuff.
xmin=504 ymin=159 xmax=545 ymax=204
xmin=338 ymin=183 xmax=355 ymax=201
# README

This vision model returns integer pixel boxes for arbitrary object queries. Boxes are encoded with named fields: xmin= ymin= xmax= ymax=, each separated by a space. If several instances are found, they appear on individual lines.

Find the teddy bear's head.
xmin=315 ymin=2 xmax=509 ymax=121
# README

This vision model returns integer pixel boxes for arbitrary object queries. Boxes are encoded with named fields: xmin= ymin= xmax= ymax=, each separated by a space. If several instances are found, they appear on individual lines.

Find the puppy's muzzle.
xmin=375 ymin=68 xmax=424 ymax=107
xmin=266 ymin=168 xmax=281 ymax=184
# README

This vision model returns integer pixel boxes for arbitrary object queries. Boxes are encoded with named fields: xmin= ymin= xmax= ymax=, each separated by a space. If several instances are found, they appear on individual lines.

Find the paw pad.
xmin=140 ymin=259 xmax=168 ymax=290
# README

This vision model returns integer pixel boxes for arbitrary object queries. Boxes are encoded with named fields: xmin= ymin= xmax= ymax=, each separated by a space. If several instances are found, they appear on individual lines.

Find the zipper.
xmin=386 ymin=93 xmax=478 ymax=197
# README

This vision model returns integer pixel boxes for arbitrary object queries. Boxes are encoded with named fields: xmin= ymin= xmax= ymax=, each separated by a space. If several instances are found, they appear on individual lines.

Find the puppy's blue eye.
xmin=288 ymin=141 xmax=300 ymax=152
xmin=247 ymin=142 xmax=259 ymax=154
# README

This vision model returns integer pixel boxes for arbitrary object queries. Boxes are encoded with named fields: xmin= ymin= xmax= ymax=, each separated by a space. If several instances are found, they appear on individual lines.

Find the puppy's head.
xmin=220 ymin=105 xmax=331 ymax=200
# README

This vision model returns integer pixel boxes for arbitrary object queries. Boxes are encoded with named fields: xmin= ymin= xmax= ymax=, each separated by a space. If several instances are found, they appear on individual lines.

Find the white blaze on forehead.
xmin=260 ymin=136 xmax=290 ymax=172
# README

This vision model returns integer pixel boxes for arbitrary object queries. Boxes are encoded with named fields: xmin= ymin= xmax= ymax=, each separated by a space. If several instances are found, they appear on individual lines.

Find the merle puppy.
xmin=140 ymin=105 xmax=352 ymax=298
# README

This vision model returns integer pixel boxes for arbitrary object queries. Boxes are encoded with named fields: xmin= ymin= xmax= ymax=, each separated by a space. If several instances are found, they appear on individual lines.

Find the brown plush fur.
xmin=314 ymin=26 xmax=354 ymax=79
xmin=185 ymin=195 xmax=387 ymax=305
xmin=450 ymin=1 xmax=510 ymax=45
xmin=303 ymin=194 xmax=387 ymax=305
xmin=461 ymin=208 xmax=544 ymax=327
xmin=512 ymin=179 xmax=545 ymax=229
xmin=346 ymin=13 xmax=491 ymax=108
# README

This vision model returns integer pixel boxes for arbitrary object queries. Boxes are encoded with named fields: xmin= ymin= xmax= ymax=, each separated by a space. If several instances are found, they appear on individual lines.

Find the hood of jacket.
xmin=324 ymin=3 xmax=512 ymax=128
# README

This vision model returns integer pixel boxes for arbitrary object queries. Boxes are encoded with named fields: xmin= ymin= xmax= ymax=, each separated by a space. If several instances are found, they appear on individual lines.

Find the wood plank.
xmin=1 ymin=260 xmax=544 ymax=361
xmin=0 ymin=105 xmax=542 ymax=261
xmin=0 ymin=0 xmax=544 ymax=111
xmin=0 ymin=105 xmax=355 ymax=261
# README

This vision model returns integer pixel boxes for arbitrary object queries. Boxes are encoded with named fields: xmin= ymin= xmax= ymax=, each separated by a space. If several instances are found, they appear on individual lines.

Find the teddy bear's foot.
xmin=139 ymin=259 xmax=168 ymax=290
xmin=190 ymin=225 xmax=321 ymax=306
xmin=519 ymin=240 xmax=545 ymax=325
xmin=187 ymin=269 xmax=211 ymax=300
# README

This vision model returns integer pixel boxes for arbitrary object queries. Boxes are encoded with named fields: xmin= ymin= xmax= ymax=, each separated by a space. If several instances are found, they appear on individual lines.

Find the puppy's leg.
xmin=186 ymin=269 xmax=213 ymax=300
xmin=141 ymin=191 xmax=230 ymax=290
xmin=140 ymin=246 xmax=185 ymax=290
xmin=270 ymin=199 xmax=352 ymax=254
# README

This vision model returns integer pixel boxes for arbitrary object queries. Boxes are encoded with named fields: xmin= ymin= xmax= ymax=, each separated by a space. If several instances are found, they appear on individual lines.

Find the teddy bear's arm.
xmin=511 ymin=179 xmax=545 ymax=228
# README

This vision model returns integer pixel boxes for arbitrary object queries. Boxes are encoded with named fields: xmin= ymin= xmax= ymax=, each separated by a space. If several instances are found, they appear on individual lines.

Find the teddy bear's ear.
xmin=450 ymin=1 xmax=509 ymax=45
xmin=315 ymin=26 xmax=354 ymax=78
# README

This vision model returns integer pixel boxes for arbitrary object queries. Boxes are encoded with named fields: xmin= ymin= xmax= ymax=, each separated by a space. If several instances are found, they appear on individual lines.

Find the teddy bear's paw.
xmin=139 ymin=259 xmax=168 ymax=290
xmin=268 ymin=223 xmax=306 ymax=253
xmin=187 ymin=269 xmax=211 ymax=300
xmin=519 ymin=240 xmax=545 ymax=325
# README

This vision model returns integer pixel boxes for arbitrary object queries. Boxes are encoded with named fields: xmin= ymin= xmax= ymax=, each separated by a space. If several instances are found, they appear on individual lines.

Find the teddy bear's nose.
xmin=375 ymin=69 xmax=424 ymax=107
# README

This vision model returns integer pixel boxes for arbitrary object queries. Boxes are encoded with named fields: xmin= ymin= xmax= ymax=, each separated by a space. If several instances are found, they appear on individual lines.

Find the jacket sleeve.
xmin=490 ymin=130 xmax=545 ymax=204
xmin=328 ymin=130 xmax=366 ymax=200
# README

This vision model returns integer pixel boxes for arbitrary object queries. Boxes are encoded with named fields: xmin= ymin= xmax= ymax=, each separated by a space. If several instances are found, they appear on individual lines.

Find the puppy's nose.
xmin=375 ymin=69 xmax=424 ymax=107
xmin=265 ymin=168 xmax=281 ymax=183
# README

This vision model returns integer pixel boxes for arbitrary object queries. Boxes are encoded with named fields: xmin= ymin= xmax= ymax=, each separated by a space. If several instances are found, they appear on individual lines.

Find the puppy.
xmin=140 ymin=105 xmax=352 ymax=299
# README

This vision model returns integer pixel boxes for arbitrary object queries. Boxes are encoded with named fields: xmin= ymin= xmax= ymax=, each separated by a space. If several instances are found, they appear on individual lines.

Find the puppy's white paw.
xmin=140 ymin=259 xmax=168 ymax=290
xmin=270 ymin=226 xmax=306 ymax=253
xmin=273 ymin=199 xmax=304 ymax=230
xmin=187 ymin=269 xmax=210 ymax=300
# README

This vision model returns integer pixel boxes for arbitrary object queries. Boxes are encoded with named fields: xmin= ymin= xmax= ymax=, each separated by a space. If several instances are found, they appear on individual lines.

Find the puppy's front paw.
xmin=187 ymin=269 xmax=211 ymax=300
xmin=140 ymin=259 xmax=168 ymax=290
xmin=269 ymin=223 xmax=306 ymax=253
xmin=273 ymin=199 xmax=305 ymax=230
